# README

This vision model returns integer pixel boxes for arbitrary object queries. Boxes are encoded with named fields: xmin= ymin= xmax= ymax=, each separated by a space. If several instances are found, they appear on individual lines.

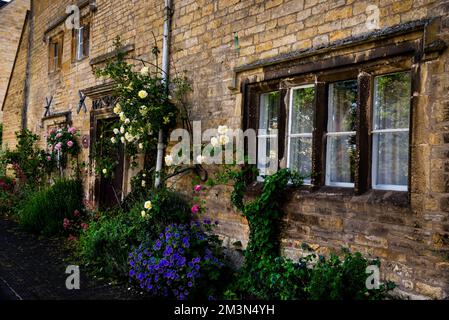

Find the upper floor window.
xmin=48 ymin=34 xmax=63 ymax=73
xmin=72 ymin=23 xmax=90 ymax=62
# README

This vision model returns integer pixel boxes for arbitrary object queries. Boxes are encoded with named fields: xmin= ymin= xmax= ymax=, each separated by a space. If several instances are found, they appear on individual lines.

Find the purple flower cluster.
xmin=128 ymin=223 xmax=224 ymax=300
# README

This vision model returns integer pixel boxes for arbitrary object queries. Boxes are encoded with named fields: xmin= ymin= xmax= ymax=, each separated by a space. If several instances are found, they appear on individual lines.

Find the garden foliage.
xmin=18 ymin=179 xmax=84 ymax=235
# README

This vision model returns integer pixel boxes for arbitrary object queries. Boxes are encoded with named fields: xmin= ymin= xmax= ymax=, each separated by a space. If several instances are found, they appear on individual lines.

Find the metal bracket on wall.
xmin=43 ymin=96 xmax=53 ymax=117
xmin=77 ymin=91 xmax=88 ymax=114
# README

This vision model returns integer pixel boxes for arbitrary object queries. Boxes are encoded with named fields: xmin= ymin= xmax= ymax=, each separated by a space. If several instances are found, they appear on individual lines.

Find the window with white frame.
xmin=257 ymin=91 xmax=280 ymax=180
xmin=326 ymin=80 xmax=358 ymax=187
xmin=372 ymin=72 xmax=411 ymax=191
xmin=287 ymin=85 xmax=315 ymax=184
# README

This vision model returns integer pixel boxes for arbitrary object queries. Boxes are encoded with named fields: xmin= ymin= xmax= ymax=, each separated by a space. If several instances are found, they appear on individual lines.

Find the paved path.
xmin=0 ymin=218 xmax=142 ymax=300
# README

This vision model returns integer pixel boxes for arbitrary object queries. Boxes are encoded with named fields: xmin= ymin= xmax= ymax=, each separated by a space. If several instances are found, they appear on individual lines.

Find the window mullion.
xmin=355 ymin=71 xmax=372 ymax=195
xmin=312 ymin=81 xmax=327 ymax=188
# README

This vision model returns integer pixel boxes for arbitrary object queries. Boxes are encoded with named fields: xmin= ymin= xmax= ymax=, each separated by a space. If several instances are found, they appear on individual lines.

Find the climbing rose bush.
xmin=128 ymin=222 xmax=225 ymax=300
xmin=47 ymin=127 xmax=80 ymax=157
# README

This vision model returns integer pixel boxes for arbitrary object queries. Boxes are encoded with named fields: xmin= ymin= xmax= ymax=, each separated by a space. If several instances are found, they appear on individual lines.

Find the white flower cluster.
xmin=111 ymin=103 xmax=142 ymax=146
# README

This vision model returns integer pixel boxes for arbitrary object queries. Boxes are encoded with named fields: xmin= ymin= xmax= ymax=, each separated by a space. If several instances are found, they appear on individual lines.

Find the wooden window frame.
xmin=72 ymin=22 xmax=90 ymax=63
xmin=48 ymin=33 xmax=64 ymax=74
xmin=244 ymin=57 xmax=415 ymax=194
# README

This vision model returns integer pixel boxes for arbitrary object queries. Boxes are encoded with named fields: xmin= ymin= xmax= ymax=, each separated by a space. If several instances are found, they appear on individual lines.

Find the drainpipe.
xmin=155 ymin=0 xmax=172 ymax=188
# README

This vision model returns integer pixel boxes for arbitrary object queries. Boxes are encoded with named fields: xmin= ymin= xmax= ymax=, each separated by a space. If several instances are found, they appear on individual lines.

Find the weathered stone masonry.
xmin=2 ymin=0 xmax=449 ymax=299
xmin=0 ymin=0 xmax=29 ymax=124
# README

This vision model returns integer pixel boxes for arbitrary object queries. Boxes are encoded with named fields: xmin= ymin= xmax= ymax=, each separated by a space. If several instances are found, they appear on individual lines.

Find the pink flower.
xmin=73 ymin=210 xmax=80 ymax=217
xmin=63 ymin=218 xmax=70 ymax=230
xmin=68 ymin=235 xmax=78 ymax=241
xmin=46 ymin=156 xmax=52 ymax=161
xmin=191 ymin=205 xmax=200 ymax=214
xmin=49 ymin=129 xmax=56 ymax=134
xmin=81 ymin=223 xmax=88 ymax=230
xmin=56 ymin=133 xmax=62 ymax=139
xmin=55 ymin=142 xmax=62 ymax=150
xmin=194 ymin=185 xmax=202 ymax=192
xmin=68 ymin=127 xmax=77 ymax=134
xmin=67 ymin=141 xmax=74 ymax=148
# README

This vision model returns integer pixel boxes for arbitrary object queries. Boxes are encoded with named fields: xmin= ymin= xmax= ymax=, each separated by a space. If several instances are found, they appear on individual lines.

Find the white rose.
xmin=113 ymin=105 xmax=121 ymax=114
xmin=120 ymin=126 xmax=125 ymax=134
xmin=138 ymin=90 xmax=148 ymax=99
xmin=196 ymin=155 xmax=206 ymax=164
xmin=113 ymin=128 xmax=120 ymax=135
xmin=139 ymin=143 xmax=144 ymax=149
xmin=111 ymin=137 xmax=117 ymax=144
xmin=165 ymin=155 xmax=174 ymax=166
xmin=141 ymin=180 xmax=146 ymax=187
xmin=144 ymin=201 xmax=152 ymax=210
xmin=218 ymin=125 xmax=228 ymax=135
xmin=124 ymin=118 xmax=130 ymax=125
xmin=140 ymin=66 xmax=149 ymax=76
xmin=102 ymin=169 xmax=107 ymax=174
xmin=125 ymin=132 xmax=134 ymax=142
xmin=121 ymin=137 xmax=126 ymax=144
xmin=211 ymin=137 xmax=219 ymax=147
xmin=141 ymin=211 xmax=147 ymax=218
xmin=218 ymin=135 xmax=230 ymax=146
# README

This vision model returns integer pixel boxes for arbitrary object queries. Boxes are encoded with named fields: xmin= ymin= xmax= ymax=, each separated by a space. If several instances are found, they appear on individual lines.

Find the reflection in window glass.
xmin=372 ymin=72 xmax=411 ymax=190
xmin=288 ymin=85 xmax=315 ymax=183
xmin=258 ymin=91 xmax=280 ymax=179
xmin=326 ymin=80 xmax=358 ymax=187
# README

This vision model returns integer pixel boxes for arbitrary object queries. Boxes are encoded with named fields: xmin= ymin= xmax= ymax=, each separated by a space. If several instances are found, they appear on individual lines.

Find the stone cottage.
xmin=1 ymin=0 xmax=449 ymax=299
xmin=0 ymin=0 xmax=29 ymax=122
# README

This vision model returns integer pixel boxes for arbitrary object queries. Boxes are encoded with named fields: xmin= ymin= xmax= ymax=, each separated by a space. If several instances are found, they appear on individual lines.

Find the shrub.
xmin=18 ymin=179 xmax=84 ymax=235
xmin=227 ymin=248 xmax=395 ymax=300
xmin=306 ymin=249 xmax=395 ymax=300
xmin=128 ymin=222 xmax=226 ymax=300
xmin=78 ymin=188 xmax=191 ymax=279
xmin=78 ymin=211 xmax=138 ymax=278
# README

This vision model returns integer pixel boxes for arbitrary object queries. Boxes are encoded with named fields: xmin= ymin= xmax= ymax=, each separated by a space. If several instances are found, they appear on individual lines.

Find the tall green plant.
xmin=18 ymin=179 xmax=84 ymax=235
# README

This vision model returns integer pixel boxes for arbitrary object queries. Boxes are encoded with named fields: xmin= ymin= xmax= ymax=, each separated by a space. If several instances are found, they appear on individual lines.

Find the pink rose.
xmin=67 ymin=141 xmax=74 ymax=147
xmin=55 ymin=142 xmax=62 ymax=150
xmin=68 ymin=235 xmax=78 ymax=241
xmin=81 ymin=223 xmax=88 ymax=230
xmin=191 ymin=205 xmax=200 ymax=214
xmin=49 ymin=129 xmax=56 ymax=134
xmin=56 ymin=133 xmax=62 ymax=139
xmin=63 ymin=218 xmax=70 ymax=230
xmin=194 ymin=185 xmax=202 ymax=192
xmin=68 ymin=127 xmax=76 ymax=134
xmin=46 ymin=156 xmax=52 ymax=161
xmin=73 ymin=210 xmax=80 ymax=217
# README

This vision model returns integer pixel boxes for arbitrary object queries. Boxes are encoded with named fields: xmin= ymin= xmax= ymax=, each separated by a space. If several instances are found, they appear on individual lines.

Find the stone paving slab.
xmin=0 ymin=218 xmax=143 ymax=300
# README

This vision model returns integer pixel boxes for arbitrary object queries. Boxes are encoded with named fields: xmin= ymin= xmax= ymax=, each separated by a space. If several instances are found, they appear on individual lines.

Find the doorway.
xmin=95 ymin=117 xmax=125 ymax=210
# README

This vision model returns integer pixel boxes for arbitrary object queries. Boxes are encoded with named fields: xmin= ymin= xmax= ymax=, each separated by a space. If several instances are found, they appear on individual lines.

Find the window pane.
xmin=374 ymin=72 xmax=411 ymax=130
xmin=328 ymin=80 xmax=358 ymax=132
xmin=327 ymin=134 xmax=356 ymax=185
xmin=257 ymin=136 xmax=278 ymax=178
xmin=374 ymin=131 xmax=409 ymax=187
xmin=259 ymin=91 xmax=280 ymax=132
xmin=291 ymin=86 xmax=315 ymax=134
xmin=289 ymin=136 xmax=312 ymax=181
